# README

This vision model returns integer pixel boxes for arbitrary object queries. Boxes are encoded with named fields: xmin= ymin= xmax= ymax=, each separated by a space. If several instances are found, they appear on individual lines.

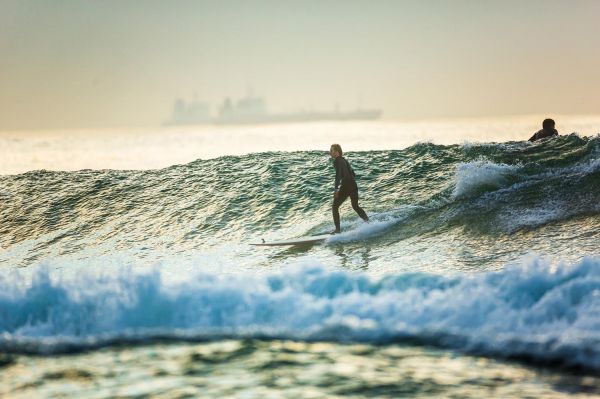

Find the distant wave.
xmin=0 ymin=256 xmax=599 ymax=371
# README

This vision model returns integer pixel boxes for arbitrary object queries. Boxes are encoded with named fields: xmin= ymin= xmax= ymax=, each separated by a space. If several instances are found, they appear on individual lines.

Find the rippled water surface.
xmin=2 ymin=341 xmax=599 ymax=398
xmin=1 ymin=120 xmax=600 ymax=397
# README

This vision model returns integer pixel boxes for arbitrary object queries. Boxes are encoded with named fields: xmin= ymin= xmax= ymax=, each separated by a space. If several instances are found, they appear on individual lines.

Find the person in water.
xmin=329 ymin=144 xmax=369 ymax=234
xmin=529 ymin=118 xmax=559 ymax=142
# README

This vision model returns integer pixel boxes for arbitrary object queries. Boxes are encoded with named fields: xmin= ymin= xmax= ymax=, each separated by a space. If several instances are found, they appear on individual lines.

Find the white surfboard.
xmin=250 ymin=234 xmax=332 ymax=246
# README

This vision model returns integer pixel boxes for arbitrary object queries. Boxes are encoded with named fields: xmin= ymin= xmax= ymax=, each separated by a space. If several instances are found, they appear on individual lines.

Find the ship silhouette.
xmin=165 ymin=94 xmax=381 ymax=125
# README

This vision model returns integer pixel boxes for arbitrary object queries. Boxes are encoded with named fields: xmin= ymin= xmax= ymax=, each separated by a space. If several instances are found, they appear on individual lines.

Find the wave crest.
xmin=452 ymin=160 xmax=520 ymax=199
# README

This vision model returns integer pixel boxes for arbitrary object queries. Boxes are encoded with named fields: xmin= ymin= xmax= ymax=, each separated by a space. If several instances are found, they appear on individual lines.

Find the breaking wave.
xmin=1 ymin=256 xmax=599 ymax=371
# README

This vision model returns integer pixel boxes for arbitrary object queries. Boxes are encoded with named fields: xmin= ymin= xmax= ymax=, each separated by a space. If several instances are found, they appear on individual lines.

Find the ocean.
xmin=1 ymin=118 xmax=599 ymax=398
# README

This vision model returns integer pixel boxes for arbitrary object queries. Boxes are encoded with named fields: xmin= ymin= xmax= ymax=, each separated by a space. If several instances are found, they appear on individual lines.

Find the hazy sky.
xmin=1 ymin=0 xmax=599 ymax=129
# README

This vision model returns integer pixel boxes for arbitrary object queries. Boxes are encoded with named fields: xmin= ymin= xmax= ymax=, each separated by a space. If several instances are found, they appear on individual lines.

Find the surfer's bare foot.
xmin=330 ymin=229 xmax=341 ymax=235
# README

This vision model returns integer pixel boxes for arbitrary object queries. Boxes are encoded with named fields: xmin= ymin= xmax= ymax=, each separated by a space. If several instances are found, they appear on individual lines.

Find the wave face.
xmin=2 ymin=133 xmax=600 ymax=375
xmin=0 ymin=256 xmax=599 ymax=371
xmin=2 ymin=134 xmax=600 ymax=270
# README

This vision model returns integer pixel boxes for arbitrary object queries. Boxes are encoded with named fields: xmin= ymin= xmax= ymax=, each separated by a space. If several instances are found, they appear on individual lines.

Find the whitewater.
xmin=1 ymin=121 xmax=600 ymax=397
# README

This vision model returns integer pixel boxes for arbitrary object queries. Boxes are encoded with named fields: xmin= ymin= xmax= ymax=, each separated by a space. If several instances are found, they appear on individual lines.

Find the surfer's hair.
xmin=330 ymin=144 xmax=343 ymax=156
xmin=543 ymin=118 xmax=555 ymax=130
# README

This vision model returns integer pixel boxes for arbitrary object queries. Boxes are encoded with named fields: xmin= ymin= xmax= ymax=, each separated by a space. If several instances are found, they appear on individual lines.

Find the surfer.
xmin=529 ymin=118 xmax=558 ymax=142
xmin=330 ymin=144 xmax=369 ymax=233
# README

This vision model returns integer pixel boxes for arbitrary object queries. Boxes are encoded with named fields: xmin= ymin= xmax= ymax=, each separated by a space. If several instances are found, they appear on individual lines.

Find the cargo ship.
xmin=165 ymin=95 xmax=381 ymax=125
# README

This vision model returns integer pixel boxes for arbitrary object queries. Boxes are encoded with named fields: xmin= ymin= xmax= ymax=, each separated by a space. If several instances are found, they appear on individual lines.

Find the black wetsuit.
xmin=332 ymin=156 xmax=368 ymax=232
xmin=529 ymin=128 xmax=558 ymax=142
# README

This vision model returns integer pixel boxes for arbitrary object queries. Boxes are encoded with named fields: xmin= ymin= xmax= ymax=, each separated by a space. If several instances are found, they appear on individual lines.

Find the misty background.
xmin=1 ymin=0 xmax=599 ymax=130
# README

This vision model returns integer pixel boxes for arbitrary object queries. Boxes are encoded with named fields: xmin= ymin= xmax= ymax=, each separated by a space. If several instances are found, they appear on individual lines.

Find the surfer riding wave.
xmin=330 ymin=144 xmax=369 ymax=233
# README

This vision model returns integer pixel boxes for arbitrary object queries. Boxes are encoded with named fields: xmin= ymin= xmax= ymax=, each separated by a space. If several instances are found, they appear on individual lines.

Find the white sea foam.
xmin=452 ymin=160 xmax=519 ymax=199
xmin=0 ymin=256 xmax=599 ymax=370
xmin=327 ymin=206 xmax=419 ymax=243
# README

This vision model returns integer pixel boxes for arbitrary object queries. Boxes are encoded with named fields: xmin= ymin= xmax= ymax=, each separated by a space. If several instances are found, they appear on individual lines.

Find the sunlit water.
xmin=2 ymin=115 xmax=600 ymax=174
xmin=1 ymin=117 xmax=600 ymax=397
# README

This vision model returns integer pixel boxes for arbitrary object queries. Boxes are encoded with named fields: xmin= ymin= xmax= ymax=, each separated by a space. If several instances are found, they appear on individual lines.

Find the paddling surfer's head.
xmin=330 ymin=144 xmax=343 ymax=158
xmin=542 ymin=118 xmax=555 ymax=130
